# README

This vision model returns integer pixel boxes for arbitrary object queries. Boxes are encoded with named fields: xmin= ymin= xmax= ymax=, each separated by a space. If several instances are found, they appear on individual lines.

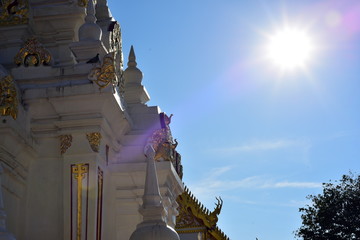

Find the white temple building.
xmin=0 ymin=1 xmax=228 ymax=239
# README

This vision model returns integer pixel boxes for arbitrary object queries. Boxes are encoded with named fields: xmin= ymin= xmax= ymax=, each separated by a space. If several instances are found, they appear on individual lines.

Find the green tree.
xmin=295 ymin=173 xmax=360 ymax=240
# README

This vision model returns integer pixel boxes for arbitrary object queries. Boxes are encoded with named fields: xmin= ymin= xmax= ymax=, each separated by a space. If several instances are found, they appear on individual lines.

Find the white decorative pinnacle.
xmin=123 ymin=45 xmax=143 ymax=85
xmin=128 ymin=45 xmax=137 ymax=68
xmin=85 ymin=0 xmax=96 ymax=23
xmin=129 ymin=146 xmax=180 ymax=240
xmin=142 ymin=145 xmax=164 ymax=217
xmin=78 ymin=0 xmax=102 ymax=41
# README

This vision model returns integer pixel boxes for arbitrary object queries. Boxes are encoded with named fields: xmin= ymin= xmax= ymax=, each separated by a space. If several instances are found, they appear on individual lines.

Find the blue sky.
xmin=108 ymin=0 xmax=360 ymax=239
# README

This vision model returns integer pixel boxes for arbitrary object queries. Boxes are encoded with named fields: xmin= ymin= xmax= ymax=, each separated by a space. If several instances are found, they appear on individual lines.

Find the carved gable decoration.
xmin=176 ymin=186 xmax=229 ymax=240
xmin=14 ymin=38 xmax=51 ymax=67
xmin=0 ymin=75 xmax=18 ymax=120
xmin=0 ymin=0 xmax=28 ymax=26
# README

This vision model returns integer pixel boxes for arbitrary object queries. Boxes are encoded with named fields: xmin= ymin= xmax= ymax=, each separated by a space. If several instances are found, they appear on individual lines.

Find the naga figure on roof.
xmin=154 ymin=138 xmax=178 ymax=161
xmin=207 ymin=197 xmax=223 ymax=228
xmin=147 ymin=113 xmax=178 ymax=162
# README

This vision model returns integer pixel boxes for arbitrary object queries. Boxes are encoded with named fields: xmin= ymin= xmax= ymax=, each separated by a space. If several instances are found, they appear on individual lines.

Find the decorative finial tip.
xmin=85 ymin=0 xmax=96 ymax=23
xmin=128 ymin=45 xmax=137 ymax=67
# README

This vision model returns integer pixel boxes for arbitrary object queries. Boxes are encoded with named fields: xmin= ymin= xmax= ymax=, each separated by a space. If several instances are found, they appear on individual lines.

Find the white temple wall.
xmin=0 ymin=1 xmax=184 ymax=239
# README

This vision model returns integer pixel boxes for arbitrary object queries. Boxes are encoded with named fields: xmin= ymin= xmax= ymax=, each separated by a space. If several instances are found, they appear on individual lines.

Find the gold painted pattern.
xmin=60 ymin=135 xmax=72 ymax=154
xmin=86 ymin=132 xmax=101 ymax=152
xmin=88 ymin=52 xmax=117 ymax=89
xmin=71 ymin=164 xmax=89 ymax=240
xmin=0 ymin=75 xmax=18 ymax=120
xmin=96 ymin=167 xmax=103 ymax=240
xmin=0 ymin=0 xmax=28 ymax=26
xmin=14 ymin=38 xmax=51 ymax=67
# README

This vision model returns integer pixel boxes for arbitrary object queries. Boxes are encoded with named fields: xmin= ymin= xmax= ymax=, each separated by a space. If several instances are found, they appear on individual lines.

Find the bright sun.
xmin=266 ymin=28 xmax=314 ymax=71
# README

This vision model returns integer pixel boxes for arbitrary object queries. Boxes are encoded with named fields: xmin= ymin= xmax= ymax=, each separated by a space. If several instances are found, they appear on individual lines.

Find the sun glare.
xmin=266 ymin=28 xmax=314 ymax=71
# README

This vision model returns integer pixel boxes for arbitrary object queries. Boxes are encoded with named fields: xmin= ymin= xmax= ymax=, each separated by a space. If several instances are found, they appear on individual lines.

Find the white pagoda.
xmin=0 ymin=1 xmax=228 ymax=240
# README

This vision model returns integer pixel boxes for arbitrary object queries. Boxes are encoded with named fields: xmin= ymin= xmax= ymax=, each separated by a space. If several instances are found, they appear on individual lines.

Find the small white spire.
xmin=128 ymin=45 xmax=137 ymax=67
xmin=85 ymin=0 xmax=96 ymax=23
xmin=123 ymin=46 xmax=143 ymax=85
xmin=142 ymin=146 xmax=163 ymax=214
xmin=129 ymin=146 xmax=179 ymax=240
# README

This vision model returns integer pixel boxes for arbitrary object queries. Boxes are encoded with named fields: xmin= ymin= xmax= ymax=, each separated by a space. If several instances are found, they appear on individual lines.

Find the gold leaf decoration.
xmin=78 ymin=0 xmax=88 ymax=7
xmin=86 ymin=132 xmax=101 ymax=152
xmin=88 ymin=52 xmax=117 ymax=89
xmin=0 ymin=0 xmax=28 ymax=26
xmin=14 ymin=38 xmax=51 ymax=67
xmin=60 ymin=135 xmax=73 ymax=154
xmin=0 ymin=75 xmax=18 ymax=120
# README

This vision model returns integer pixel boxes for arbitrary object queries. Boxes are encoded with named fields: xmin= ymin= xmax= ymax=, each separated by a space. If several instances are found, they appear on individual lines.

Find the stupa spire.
xmin=128 ymin=45 xmax=137 ymax=67
xmin=123 ymin=46 xmax=143 ymax=85
xmin=78 ymin=0 xmax=102 ymax=41
xmin=129 ymin=146 xmax=179 ymax=240
xmin=142 ymin=146 xmax=164 ymax=217
xmin=85 ymin=0 xmax=96 ymax=23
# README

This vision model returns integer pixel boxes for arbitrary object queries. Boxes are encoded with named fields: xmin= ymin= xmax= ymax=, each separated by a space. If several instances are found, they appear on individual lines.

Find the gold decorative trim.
xmin=86 ymin=132 xmax=101 ymax=152
xmin=88 ymin=52 xmax=117 ymax=89
xmin=0 ymin=0 xmax=28 ymax=26
xmin=96 ymin=167 xmax=103 ymax=240
xmin=14 ymin=38 xmax=51 ymax=67
xmin=0 ymin=75 xmax=18 ymax=120
xmin=71 ymin=163 xmax=89 ymax=240
xmin=60 ymin=135 xmax=72 ymax=154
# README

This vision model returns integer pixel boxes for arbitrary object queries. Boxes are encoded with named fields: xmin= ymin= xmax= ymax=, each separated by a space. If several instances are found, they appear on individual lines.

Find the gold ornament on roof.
xmin=60 ymin=135 xmax=72 ymax=154
xmin=14 ymin=38 xmax=51 ymax=67
xmin=78 ymin=0 xmax=88 ymax=7
xmin=86 ymin=132 xmax=101 ymax=152
xmin=154 ymin=138 xmax=178 ymax=161
xmin=0 ymin=0 xmax=28 ymax=26
xmin=0 ymin=75 xmax=18 ymax=120
xmin=88 ymin=52 xmax=117 ymax=89
xmin=78 ymin=0 xmax=97 ymax=7
xmin=176 ymin=187 xmax=229 ymax=240
xmin=177 ymin=187 xmax=223 ymax=229
xmin=147 ymin=113 xmax=178 ymax=162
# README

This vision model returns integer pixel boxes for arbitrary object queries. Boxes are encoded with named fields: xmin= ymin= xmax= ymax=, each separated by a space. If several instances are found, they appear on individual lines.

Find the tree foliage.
xmin=295 ymin=173 xmax=360 ymax=240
